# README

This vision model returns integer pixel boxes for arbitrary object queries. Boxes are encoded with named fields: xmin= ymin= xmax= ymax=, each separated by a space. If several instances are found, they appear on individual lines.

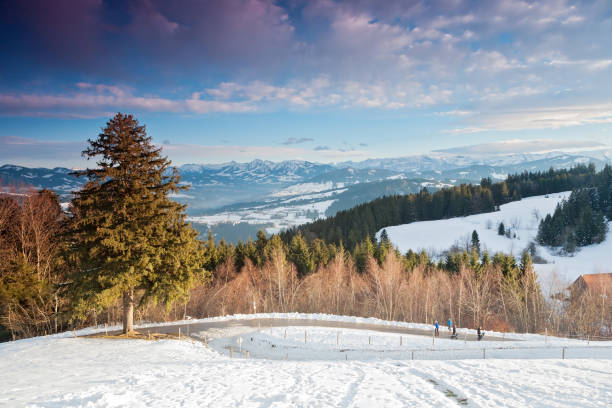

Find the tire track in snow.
xmin=409 ymin=366 xmax=475 ymax=407
xmin=337 ymin=362 xmax=366 ymax=407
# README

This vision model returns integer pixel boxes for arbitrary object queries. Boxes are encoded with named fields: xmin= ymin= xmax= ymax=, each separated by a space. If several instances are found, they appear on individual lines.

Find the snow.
xmin=2 ymin=313 xmax=611 ymax=407
xmin=187 ymin=199 xmax=337 ymax=235
xmin=272 ymin=182 xmax=340 ymax=197
xmin=378 ymin=192 xmax=612 ymax=284
xmin=280 ymin=189 xmax=347 ymax=203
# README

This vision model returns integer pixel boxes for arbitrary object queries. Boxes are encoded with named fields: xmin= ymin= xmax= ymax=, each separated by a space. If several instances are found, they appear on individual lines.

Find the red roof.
xmin=572 ymin=273 xmax=612 ymax=292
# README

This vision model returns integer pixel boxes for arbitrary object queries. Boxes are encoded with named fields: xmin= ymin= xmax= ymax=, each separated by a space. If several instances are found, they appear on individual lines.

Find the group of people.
xmin=433 ymin=319 xmax=484 ymax=340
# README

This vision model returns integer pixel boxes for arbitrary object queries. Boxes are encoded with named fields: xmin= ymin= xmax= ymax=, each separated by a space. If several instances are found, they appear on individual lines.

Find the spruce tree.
xmin=471 ymin=230 xmax=481 ymax=254
xmin=288 ymin=232 xmax=314 ymax=278
xmin=67 ymin=113 xmax=204 ymax=334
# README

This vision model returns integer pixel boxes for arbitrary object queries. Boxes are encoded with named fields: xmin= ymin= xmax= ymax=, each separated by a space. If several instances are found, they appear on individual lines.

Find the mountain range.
xmin=2 ymin=148 xmax=611 ymax=242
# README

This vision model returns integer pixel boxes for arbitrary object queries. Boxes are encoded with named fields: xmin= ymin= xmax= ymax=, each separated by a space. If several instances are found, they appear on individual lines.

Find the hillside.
xmin=378 ymin=192 xmax=612 ymax=283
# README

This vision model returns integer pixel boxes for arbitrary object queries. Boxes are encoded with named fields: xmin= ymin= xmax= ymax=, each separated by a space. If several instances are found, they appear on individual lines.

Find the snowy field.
xmin=2 ymin=313 xmax=612 ymax=407
xmin=187 ymin=198 xmax=337 ymax=234
xmin=377 ymin=192 xmax=612 ymax=284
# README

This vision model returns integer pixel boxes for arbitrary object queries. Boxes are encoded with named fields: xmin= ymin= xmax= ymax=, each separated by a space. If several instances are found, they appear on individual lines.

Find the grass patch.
xmin=86 ymin=331 xmax=182 ymax=341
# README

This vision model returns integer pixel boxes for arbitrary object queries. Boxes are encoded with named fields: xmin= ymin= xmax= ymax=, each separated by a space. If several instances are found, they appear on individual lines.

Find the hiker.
xmin=451 ymin=324 xmax=457 ymax=339
xmin=447 ymin=318 xmax=452 ymax=331
xmin=477 ymin=326 xmax=485 ymax=341
xmin=434 ymin=320 xmax=440 ymax=337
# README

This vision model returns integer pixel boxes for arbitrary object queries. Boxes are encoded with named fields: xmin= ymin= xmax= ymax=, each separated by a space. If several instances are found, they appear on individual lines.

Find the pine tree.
xmin=67 ymin=113 xmax=205 ymax=333
xmin=288 ymin=231 xmax=314 ymax=278
xmin=498 ymin=222 xmax=505 ymax=236
xmin=471 ymin=230 xmax=481 ymax=254
xmin=520 ymin=251 xmax=533 ymax=276
xmin=379 ymin=229 xmax=389 ymax=244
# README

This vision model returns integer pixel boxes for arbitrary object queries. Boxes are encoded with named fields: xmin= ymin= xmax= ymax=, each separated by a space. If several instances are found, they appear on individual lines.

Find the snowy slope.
xmin=1 ymin=313 xmax=611 ymax=408
xmin=377 ymin=192 xmax=612 ymax=284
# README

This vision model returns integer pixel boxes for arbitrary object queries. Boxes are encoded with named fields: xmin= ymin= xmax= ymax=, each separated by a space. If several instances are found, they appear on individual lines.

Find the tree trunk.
xmin=123 ymin=289 xmax=134 ymax=334
xmin=54 ymin=292 xmax=58 ymax=333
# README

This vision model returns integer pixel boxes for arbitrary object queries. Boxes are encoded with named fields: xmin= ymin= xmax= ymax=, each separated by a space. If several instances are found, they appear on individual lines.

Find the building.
xmin=570 ymin=273 xmax=612 ymax=296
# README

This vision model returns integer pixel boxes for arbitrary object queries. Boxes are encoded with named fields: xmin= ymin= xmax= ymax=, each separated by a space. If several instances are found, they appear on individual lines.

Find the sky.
xmin=1 ymin=0 xmax=612 ymax=167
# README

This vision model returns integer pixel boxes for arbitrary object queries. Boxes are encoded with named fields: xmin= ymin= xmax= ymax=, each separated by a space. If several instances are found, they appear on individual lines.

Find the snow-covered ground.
xmin=187 ymin=199 xmax=337 ymax=235
xmin=271 ymin=182 xmax=345 ymax=197
xmin=2 ymin=313 xmax=612 ymax=407
xmin=377 ymin=192 xmax=612 ymax=284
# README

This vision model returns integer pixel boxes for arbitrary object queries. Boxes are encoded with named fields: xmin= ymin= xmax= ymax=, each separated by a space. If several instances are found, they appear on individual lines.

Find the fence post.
xmin=337 ymin=332 xmax=340 ymax=346
xmin=411 ymin=350 xmax=414 ymax=360
xmin=284 ymin=329 xmax=287 ymax=339
xmin=246 ymin=351 xmax=249 ymax=359
xmin=105 ymin=323 xmax=108 ymax=336
xmin=305 ymin=330 xmax=307 ymax=343
xmin=545 ymin=328 xmax=548 ymax=344
xmin=178 ymin=327 xmax=181 ymax=340
xmin=483 ymin=349 xmax=486 ymax=360
xmin=369 ymin=336 xmax=371 ymax=345
xmin=229 ymin=346 xmax=233 ymax=358
xmin=400 ymin=336 xmax=402 ymax=346
xmin=562 ymin=347 xmax=565 ymax=359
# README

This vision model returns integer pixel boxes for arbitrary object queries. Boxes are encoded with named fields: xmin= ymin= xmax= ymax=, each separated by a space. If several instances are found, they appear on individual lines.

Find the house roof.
xmin=572 ymin=273 xmax=612 ymax=291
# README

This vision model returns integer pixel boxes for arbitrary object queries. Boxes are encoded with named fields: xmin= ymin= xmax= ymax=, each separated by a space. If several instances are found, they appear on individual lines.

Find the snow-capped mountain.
xmin=2 ymin=149 xmax=611 ymax=242
xmin=340 ymin=149 xmax=612 ymax=174
xmin=178 ymin=159 xmax=336 ymax=185
xmin=0 ymin=165 xmax=82 ymax=197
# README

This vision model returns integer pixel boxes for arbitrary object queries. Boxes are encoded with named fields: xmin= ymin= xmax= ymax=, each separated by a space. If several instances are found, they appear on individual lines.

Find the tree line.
xmin=537 ymin=165 xmax=612 ymax=252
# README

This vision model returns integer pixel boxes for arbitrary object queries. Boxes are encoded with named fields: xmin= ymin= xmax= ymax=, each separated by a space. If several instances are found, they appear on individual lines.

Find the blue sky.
xmin=1 ymin=0 xmax=611 ymax=167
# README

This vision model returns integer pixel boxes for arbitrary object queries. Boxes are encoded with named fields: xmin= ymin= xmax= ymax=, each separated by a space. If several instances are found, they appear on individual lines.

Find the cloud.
xmin=436 ymin=110 xmax=477 ymax=117
xmin=0 ymin=79 xmax=458 ymax=117
xmin=434 ymin=139 xmax=606 ymax=155
xmin=449 ymin=102 xmax=612 ymax=133
xmin=2 ymin=0 xmax=612 ymax=133
xmin=0 ymin=136 xmax=87 ymax=167
xmin=1 ymin=0 xmax=296 ymax=76
xmin=0 ymin=84 xmax=255 ymax=117
xmin=157 ymin=142 xmax=369 ymax=164
xmin=466 ymin=50 xmax=526 ymax=73
xmin=546 ymin=57 xmax=612 ymax=71
xmin=282 ymin=137 xmax=314 ymax=145
xmin=0 ymin=135 xmax=370 ymax=167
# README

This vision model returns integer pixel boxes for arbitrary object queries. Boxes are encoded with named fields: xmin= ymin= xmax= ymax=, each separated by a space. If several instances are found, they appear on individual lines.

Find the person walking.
xmin=451 ymin=324 xmax=457 ymax=339
xmin=447 ymin=318 xmax=452 ymax=331
xmin=477 ymin=326 xmax=485 ymax=341
xmin=434 ymin=320 xmax=440 ymax=337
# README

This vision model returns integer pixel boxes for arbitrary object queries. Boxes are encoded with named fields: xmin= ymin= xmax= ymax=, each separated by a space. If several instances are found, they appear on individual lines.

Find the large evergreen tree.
xmin=67 ymin=113 xmax=204 ymax=333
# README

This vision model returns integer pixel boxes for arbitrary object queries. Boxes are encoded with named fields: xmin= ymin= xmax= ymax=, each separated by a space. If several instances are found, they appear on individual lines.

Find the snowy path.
xmin=129 ymin=317 xmax=510 ymax=343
